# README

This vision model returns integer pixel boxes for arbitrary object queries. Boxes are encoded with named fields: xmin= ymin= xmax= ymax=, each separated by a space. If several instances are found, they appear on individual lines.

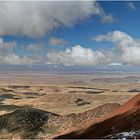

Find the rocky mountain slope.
xmin=0 ymin=93 xmax=139 ymax=139
xmin=0 ymin=103 xmax=120 ymax=139
xmin=54 ymin=93 xmax=140 ymax=139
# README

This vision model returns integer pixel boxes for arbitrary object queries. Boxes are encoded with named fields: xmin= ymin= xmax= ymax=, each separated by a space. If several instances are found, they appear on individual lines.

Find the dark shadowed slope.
xmin=0 ymin=107 xmax=60 ymax=139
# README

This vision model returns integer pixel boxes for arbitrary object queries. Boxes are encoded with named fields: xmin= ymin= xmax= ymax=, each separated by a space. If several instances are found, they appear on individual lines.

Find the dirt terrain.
xmin=0 ymin=68 xmax=140 ymax=139
xmin=0 ymin=71 xmax=139 ymax=116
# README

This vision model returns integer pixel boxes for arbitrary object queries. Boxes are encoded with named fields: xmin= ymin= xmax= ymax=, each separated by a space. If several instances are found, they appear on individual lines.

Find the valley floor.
xmin=0 ymin=72 xmax=139 ymax=115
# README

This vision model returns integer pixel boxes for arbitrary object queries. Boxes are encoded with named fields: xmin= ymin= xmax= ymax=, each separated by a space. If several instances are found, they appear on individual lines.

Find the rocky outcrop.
xmin=48 ymin=103 xmax=120 ymax=138
xmin=0 ymin=103 xmax=120 ymax=139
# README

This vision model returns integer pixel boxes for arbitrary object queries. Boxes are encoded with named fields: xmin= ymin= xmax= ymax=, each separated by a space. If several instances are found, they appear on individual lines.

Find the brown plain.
xmin=0 ymin=71 xmax=139 ymax=116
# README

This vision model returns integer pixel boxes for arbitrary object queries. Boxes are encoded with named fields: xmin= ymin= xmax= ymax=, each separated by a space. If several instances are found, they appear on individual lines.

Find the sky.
xmin=0 ymin=1 xmax=140 ymax=66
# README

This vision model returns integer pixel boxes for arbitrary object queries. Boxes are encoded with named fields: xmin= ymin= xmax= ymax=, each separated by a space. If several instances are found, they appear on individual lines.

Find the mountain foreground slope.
xmin=0 ymin=103 xmax=120 ymax=139
xmin=0 ymin=93 xmax=139 ymax=139
xmin=54 ymin=93 xmax=140 ymax=139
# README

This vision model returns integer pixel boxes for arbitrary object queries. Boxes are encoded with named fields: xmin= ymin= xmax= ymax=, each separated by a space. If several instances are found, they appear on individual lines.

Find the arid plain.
xmin=0 ymin=66 xmax=139 ymax=116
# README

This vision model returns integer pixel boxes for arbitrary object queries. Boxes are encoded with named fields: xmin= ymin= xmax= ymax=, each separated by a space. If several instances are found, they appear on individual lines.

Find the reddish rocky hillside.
xmin=54 ymin=93 xmax=140 ymax=139
xmin=50 ymin=103 xmax=120 ymax=136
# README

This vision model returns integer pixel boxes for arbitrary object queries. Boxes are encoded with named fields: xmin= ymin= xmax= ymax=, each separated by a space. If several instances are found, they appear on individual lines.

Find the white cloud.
xmin=109 ymin=62 xmax=122 ymax=66
xmin=101 ymin=14 xmax=115 ymax=24
xmin=0 ymin=38 xmax=42 ymax=64
xmin=0 ymin=54 xmax=33 ymax=65
xmin=0 ymin=37 xmax=17 ymax=64
xmin=47 ymin=45 xmax=111 ymax=66
xmin=48 ymin=37 xmax=66 ymax=46
xmin=93 ymin=31 xmax=140 ymax=65
xmin=93 ymin=31 xmax=135 ymax=48
xmin=2 ymin=30 xmax=140 ymax=66
xmin=27 ymin=44 xmax=46 ymax=64
xmin=127 ymin=2 xmax=136 ymax=11
xmin=0 ymin=1 xmax=115 ymax=38
xmin=0 ymin=37 xmax=111 ymax=65
xmin=93 ymin=2 xmax=115 ymax=23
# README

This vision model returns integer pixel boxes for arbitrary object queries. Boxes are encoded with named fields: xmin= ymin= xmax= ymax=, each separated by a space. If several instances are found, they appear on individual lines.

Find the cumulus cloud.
xmin=93 ymin=31 xmax=135 ymax=47
xmin=0 ymin=37 xmax=112 ymax=65
xmin=0 ymin=38 xmax=16 ymax=64
xmin=1 ymin=55 xmax=33 ymax=65
xmin=48 ymin=37 xmax=66 ymax=46
xmin=27 ymin=44 xmax=46 ymax=64
xmin=127 ymin=2 xmax=136 ymax=11
xmin=2 ymin=30 xmax=140 ymax=66
xmin=93 ymin=31 xmax=140 ymax=65
xmin=17 ymin=43 xmax=49 ymax=65
xmin=47 ymin=45 xmax=111 ymax=66
xmin=101 ymin=14 xmax=115 ymax=24
xmin=93 ymin=2 xmax=115 ymax=23
xmin=0 ymin=37 xmax=34 ymax=64
xmin=0 ymin=1 xmax=115 ymax=38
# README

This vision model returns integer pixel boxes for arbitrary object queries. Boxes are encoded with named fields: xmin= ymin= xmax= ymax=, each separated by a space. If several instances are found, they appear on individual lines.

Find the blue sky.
xmin=0 ymin=1 xmax=140 ymax=65
xmin=4 ymin=1 xmax=140 ymax=49
xmin=53 ymin=1 xmax=140 ymax=49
